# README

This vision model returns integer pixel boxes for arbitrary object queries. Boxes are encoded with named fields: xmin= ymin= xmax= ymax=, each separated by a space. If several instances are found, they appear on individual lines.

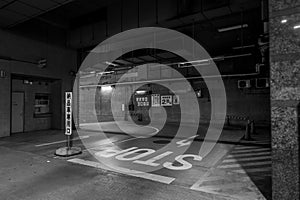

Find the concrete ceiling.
xmin=0 ymin=0 xmax=73 ymax=28
xmin=0 ymin=0 xmax=266 ymax=59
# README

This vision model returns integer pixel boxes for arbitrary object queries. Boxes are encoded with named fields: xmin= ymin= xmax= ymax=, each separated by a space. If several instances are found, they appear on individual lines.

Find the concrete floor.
xmin=0 ymin=122 xmax=271 ymax=200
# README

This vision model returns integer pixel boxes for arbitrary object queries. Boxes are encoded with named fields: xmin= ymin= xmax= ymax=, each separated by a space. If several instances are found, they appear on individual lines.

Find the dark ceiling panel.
xmin=139 ymin=55 xmax=157 ymax=62
xmin=0 ymin=9 xmax=23 ymax=22
xmin=19 ymin=0 xmax=59 ymax=11
xmin=157 ymin=52 xmax=177 ymax=59
xmin=115 ymin=59 xmax=132 ymax=65
xmin=6 ymin=1 xmax=41 ymax=16
xmin=0 ymin=0 xmax=10 ymax=7
xmin=126 ymin=57 xmax=144 ymax=63
xmin=50 ymin=0 xmax=72 ymax=4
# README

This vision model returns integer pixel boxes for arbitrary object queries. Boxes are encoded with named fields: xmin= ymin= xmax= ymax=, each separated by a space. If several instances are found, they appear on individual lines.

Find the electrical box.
xmin=238 ymin=80 xmax=251 ymax=89
xmin=256 ymin=78 xmax=269 ymax=88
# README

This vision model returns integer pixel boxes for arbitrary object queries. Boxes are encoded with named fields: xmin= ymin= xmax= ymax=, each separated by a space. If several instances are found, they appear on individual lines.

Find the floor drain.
xmin=153 ymin=140 xmax=170 ymax=144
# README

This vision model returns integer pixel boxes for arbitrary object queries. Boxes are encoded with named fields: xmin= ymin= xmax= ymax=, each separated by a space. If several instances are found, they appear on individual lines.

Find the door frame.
xmin=10 ymin=91 xmax=25 ymax=134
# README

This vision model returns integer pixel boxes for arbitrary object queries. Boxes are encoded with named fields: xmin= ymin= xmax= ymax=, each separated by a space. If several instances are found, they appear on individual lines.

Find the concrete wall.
xmin=11 ymin=79 xmax=54 ymax=132
xmin=79 ymin=77 xmax=270 ymax=127
xmin=0 ymin=59 xmax=11 ymax=137
xmin=270 ymin=0 xmax=300 ymax=199
xmin=0 ymin=29 xmax=77 ymax=137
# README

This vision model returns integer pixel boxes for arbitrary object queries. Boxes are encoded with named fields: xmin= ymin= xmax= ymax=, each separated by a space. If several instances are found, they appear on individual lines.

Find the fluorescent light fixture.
xmin=96 ymin=71 xmax=115 ymax=76
xmin=218 ymin=24 xmax=248 ymax=32
xmin=281 ymin=19 xmax=288 ymax=24
xmin=101 ymin=85 xmax=113 ymax=91
xmin=178 ymin=59 xmax=211 ymax=68
xmin=135 ymin=90 xmax=147 ymax=95
xmin=105 ymin=61 xmax=118 ymax=67
xmin=294 ymin=24 xmax=300 ymax=29
xmin=89 ymin=71 xmax=96 ymax=74
xmin=232 ymin=44 xmax=255 ymax=49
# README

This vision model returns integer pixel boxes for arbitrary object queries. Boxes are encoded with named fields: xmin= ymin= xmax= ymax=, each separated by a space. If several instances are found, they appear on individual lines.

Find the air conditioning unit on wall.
xmin=238 ymin=80 xmax=251 ymax=89
xmin=256 ymin=78 xmax=270 ymax=88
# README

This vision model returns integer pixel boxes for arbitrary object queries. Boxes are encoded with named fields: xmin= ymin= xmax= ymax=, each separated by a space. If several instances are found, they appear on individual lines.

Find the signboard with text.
xmin=65 ymin=92 xmax=72 ymax=135
xmin=151 ymin=94 xmax=160 ymax=107
xmin=136 ymin=96 xmax=150 ymax=107
xmin=161 ymin=95 xmax=172 ymax=106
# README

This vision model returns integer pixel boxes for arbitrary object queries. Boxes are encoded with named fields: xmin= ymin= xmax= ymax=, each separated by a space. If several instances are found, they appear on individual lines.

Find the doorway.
xmin=11 ymin=92 xmax=24 ymax=133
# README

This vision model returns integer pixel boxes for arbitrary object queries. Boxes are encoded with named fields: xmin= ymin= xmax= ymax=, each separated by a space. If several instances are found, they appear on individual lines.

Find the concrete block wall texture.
xmin=0 ymin=30 xmax=77 ymax=137
xmin=270 ymin=0 xmax=300 ymax=199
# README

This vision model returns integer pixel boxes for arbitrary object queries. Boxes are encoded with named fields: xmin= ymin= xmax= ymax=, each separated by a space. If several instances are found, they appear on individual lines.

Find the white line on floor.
xmin=218 ymin=161 xmax=271 ymax=168
xmin=232 ymin=148 xmax=270 ymax=154
xmin=234 ymin=146 xmax=268 ymax=150
xmin=222 ymin=155 xmax=271 ymax=163
xmin=35 ymin=135 xmax=90 ymax=147
xmin=233 ymin=167 xmax=272 ymax=174
xmin=227 ymin=151 xmax=271 ymax=158
xmin=68 ymin=158 xmax=175 ymax=184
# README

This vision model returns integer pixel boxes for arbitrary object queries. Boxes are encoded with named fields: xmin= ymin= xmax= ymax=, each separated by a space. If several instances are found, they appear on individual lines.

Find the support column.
xmin=270 ymin=1 xmax=300 ymax=199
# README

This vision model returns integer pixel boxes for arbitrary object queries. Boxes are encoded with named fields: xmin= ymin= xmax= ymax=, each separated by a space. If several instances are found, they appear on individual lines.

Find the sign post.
xmin=65 ymin=92 xmax=72 ymax=149
xmin=55 ymin=92 xmax=82 ymax=157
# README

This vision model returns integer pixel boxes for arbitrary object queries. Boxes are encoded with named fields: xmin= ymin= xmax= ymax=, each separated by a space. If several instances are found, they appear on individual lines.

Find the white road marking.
xmin=176 ymin=135 xmax=198 ymax=147
xmin=218 ymin=161 xmax=271 ymax=169
xmin=190 ymin=171 xmax=267 ymax=200
xmin=35 ymin=135 xmax=90 ymax=147
xmin=233 ymin=167 xmax=272 ymax=174
xmin=222 ymin=155 xmax=271 ymax=163
xmin=234 ymin=146 xmax=265 ymax=150
xmin=232 ymin=148 xmax=270 ymax=154
xmin=227 ymin=151 xmax=271 ymax=158
xmin=68 ymin=158 xmax=175 ymax=184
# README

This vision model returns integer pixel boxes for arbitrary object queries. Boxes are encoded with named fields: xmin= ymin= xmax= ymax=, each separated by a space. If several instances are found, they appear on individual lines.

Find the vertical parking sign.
xmin=65 ymin=92 xmax=72 ymax=135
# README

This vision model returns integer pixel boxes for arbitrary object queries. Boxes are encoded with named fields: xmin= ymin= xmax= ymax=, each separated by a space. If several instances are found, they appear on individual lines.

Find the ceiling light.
xmin=218 ymin=24 xmax=248 ymax=32
xmin=281 ymin=19 xmax=288 ymax=24
xmin=135 ymin=90 xmax=147 ymax=95
xmin=101 ymin=85 xmax=113 ymax=91
xmin=178 ymin=59 xmax=211 ymax=68
xmin=232 ymin=44 xmax=255 ymax=49
xmin=96 ymin=71 xmax=115 ymax=76
xmin=105 ymin=61 xmax=118 ymax=67
xmin=293 ymin=24 xmax=300 ymax=29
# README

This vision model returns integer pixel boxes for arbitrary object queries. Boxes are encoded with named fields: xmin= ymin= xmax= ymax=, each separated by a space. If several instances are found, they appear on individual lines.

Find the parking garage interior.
xmin=0 ymin=0 xmax=299 ymax=200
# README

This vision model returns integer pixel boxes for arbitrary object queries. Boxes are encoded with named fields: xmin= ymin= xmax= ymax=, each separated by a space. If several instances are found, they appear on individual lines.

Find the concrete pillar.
xmin=0 ymin=59 xmax=11 ymax=137
xmin=270 ymin=1 xmax=300 ymax=199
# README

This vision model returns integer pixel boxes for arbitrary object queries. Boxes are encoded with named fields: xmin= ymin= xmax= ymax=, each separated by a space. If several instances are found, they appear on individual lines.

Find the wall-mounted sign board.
xmin=151 ymin=94 xmax=160 ymax=107
xmin=161 ymin=95 xmax=172 ymax=106
xmin=136 ymin=96 xmax=149 ymax=106
xmin=173 ymin=95 xmax=180 ymax=104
